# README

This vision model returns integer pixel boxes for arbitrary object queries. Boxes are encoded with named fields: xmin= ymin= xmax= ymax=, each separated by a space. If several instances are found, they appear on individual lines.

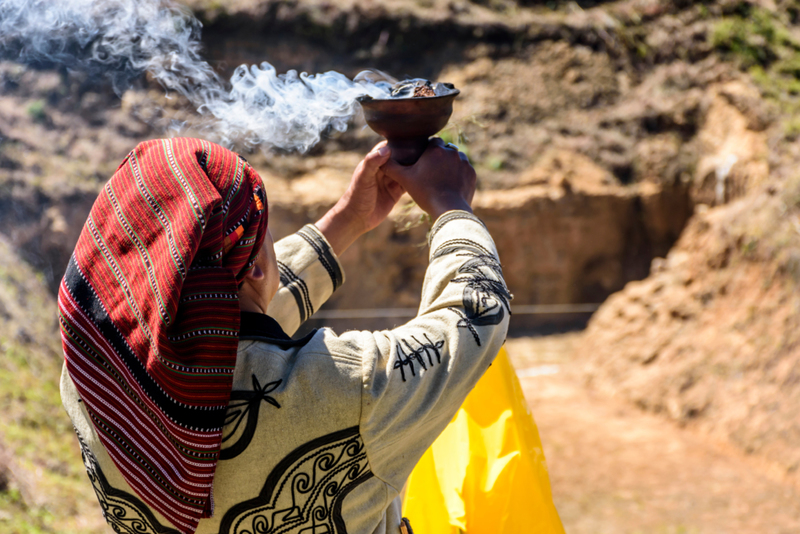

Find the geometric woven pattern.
xmin=59 ymin=138 xmax=268 ymax=533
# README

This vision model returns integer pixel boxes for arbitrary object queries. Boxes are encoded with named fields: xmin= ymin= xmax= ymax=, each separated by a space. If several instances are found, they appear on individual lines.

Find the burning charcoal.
xmin=388 ymin=79 xmax=456 ymax=99
xmin=353 ymin=70 xmax=457 ymax=100
xmin=413 ymin=83 xmax=436 ymax=98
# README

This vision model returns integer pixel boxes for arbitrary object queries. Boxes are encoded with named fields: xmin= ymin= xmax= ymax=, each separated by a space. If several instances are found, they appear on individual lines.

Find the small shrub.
xmin=748 ymin=66 xmax=779 ymax=98
xmin=438 ymin=128 xmax=457 ymax=145
xmin=486 ymin=156 xmax=505 ymax=171
xmin=740 ymin=236 xmax=759 ymax=258
xmin=783 ymin=118 xmax=800 ymax=140
xmin=711 ymin=9 xmax=786 ymax=68
xmin=776 ymin=55 xmax=800 ymax=79
xmin=750 ymin=8 xmax=778 ymax=43
xmin=437 ymin=123 xmax=470 ymax=158
xmin=25 ymin=100 xmax=47 ymax=123
xmin=712 ymin=18 xmax=748 ymax=52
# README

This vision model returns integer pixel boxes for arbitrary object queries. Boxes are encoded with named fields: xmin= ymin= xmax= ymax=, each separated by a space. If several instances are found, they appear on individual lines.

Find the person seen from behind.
xmin=59 ymin=136 xmax=511 ymax=534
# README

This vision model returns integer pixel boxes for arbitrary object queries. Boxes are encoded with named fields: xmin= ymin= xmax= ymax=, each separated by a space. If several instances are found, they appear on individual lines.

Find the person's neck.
xmin=238 ymin=289 xmax=271 ymax=315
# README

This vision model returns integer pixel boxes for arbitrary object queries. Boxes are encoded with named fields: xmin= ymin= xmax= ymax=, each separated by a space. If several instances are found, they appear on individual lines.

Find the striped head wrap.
xmin=58 ymin=138 xmax=268 ymax=533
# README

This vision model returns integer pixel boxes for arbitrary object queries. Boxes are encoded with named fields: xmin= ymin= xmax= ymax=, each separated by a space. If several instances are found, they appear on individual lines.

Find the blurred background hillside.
xmin=1 ymin=0 xmax=799 ymax=532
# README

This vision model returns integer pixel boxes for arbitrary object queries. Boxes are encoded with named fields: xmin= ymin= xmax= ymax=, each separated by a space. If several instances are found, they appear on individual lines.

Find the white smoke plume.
xmin=0 ymin=0 xmax=391 ymax=151
xmin=206 ymin=64 xmax=389 ymax=152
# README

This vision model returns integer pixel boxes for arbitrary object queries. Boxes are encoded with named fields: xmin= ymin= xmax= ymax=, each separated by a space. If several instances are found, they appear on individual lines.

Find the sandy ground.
xmin=505 ymin=334 xmax=800 ymax=534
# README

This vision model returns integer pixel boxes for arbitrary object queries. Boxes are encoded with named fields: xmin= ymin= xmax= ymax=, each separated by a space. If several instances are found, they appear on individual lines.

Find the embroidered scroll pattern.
xmin=393 ymin=334 xmax=446 ymax=382
xmin=218 ymin=427 xmax=372 ymax=534
xmin=221 ymin=375 xmax=282 ymax=460
xmin=76 ymin=430 xmax=180 ymax=534
xmin=446 ymin=252 xmax=512 ymax=347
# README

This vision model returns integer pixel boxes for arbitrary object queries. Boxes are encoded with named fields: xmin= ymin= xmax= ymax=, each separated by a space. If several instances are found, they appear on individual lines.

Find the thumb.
xmin=361 ymin=143 xmax=392 ymax=174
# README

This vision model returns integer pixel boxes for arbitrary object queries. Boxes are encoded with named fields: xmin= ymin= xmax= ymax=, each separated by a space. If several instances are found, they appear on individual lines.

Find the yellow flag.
xmin=402 ymin=347 xmax=565 ymax=533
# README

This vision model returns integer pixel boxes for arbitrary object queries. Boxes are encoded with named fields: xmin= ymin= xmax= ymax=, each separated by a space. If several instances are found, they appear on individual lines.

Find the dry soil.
xmin=506 ymin=334 xmax=800 ymax=534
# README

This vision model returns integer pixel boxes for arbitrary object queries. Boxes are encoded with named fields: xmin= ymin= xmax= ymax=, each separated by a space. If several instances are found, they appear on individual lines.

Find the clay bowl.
xmin=357 ymin=88 xmax=460 ymax=166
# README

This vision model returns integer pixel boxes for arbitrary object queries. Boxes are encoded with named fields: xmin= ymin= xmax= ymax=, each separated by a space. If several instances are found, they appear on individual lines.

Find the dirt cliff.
xmin=581 ymin=173 xmax=800 ymax=482
xmin=578 ymin=0 xmax=800 ymax=482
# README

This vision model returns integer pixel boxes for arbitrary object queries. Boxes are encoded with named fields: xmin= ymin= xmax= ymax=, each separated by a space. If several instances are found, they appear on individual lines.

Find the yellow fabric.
xmin=402 ymin=347 xmax=565 ymax=533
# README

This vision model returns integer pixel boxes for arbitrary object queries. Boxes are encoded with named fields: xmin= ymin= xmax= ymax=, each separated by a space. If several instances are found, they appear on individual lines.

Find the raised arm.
xmin=314 ymin=141 xmax=404 ymax=255
xmin=267 ymin=141 xmax=405 ymax=334
xmin=330 ymin=142 xmax=509 ymax=491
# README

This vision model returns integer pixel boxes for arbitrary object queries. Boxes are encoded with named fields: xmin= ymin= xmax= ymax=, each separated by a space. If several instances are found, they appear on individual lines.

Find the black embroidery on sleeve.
xmin=393 ymin=334 xmax=446 ymax=382
xmin=393 ymin=345 xmax=417 ymax=382
xmin=447 ymin=253 xmax=512 ymax=347
xmin=277 ymin=260 xmax=313 ymax=323
xmin=431 ymin=238 xmax=492 ymax=260
xmin=451 ymin=254 xmax=512 ymax=307
xmin=427 ymin=211 xmax=487 ymax=246
xmin=447 ymin=307 xmax=482 ymax=346
xmin=221 ymin=375 xmax=282 ymax=460
xmin=75 ymin=430 xmax=180 ymax=534
xmin=218 ymin=427 xmax=372 ymax=534
xmin=298 ymin=225 xmax=344 ymax=291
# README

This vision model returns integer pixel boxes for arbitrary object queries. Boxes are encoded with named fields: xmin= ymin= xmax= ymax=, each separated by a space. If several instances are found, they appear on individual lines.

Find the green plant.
xmin=0 ymin=336 xmax=102 ymax=533
xmin=776 ymin=54 xmax=800 ymax=79
xmin=437 ymin=125 xmax=469 ymax=156
xmin=394 ymin=199 xmax=430 ymax=234
xmin=25 ymin=100 xmax=47 ymax=123
xmin=740 ymin=236 xmax=759 ymax=258
xmin=712 ymin=18 xmax=767 ymax=67
xmin=486 ymin=156 xmax=505 ymax=171
xmin=710 ymin=8 xmax=794 ymax=69
xmin=438 ymin=115 xmax=486 ymax=160
xmin=784 ymin=117 xmax=800 ymax=140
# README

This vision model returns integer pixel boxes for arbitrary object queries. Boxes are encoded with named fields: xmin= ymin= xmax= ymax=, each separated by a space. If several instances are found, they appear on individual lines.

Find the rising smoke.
xmin=0 ymin=0 xmax=391 ymax=151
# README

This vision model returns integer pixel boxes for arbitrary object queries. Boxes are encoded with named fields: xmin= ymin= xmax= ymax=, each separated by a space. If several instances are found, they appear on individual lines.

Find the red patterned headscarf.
xmin=58 ymin=138 xmax=268 ymax=533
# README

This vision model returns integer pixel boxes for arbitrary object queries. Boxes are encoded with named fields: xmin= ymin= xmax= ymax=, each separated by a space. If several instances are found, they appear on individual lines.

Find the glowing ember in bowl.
xmin=356 ymin=76 xmax=460 ymax=166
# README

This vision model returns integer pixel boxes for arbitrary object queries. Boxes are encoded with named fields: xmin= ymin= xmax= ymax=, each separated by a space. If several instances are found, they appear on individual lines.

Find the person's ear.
xmin=246 ymin=263 xmax=265 ymax=281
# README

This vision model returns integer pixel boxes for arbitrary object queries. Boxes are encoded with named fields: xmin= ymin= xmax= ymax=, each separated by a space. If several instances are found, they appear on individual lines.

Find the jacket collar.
xmin=239 ymin=312 xmax=317 ymax=348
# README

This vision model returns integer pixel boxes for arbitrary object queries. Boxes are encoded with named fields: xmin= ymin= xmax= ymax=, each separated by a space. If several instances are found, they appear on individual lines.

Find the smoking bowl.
xmin=357 ymin=82 xmax=459 ymax=166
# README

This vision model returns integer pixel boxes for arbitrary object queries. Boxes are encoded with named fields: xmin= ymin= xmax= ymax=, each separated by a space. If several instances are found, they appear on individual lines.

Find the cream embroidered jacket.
xmin=61 ymin=210 xmax=512 ymax=534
